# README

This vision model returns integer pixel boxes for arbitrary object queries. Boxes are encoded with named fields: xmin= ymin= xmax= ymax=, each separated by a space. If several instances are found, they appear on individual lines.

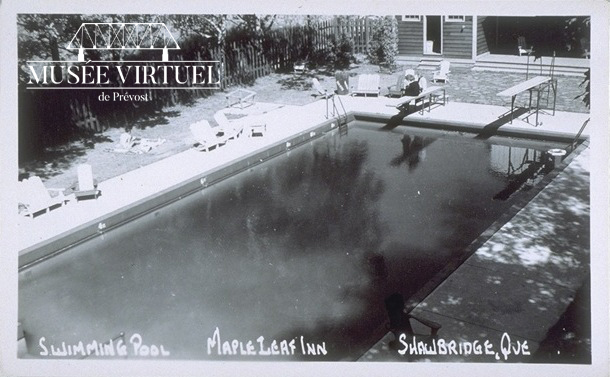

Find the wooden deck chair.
xmin=19 ymin=176 xmax=67 ymax=217
xmin=293 ymin=55 xmax=309 ymax=75
xmin=190 ymin=120 xmax=227 ymax=152
xmin=214 ymin=109 xmax=264 ymax=139
xmin=293 ymin=60 xmax=308 ymax=75
xmin=517 ymin=36 xmax=533 ymax=56
xmin=312 ymin=78 xmax=334 ymax=99
xmin=213 ymin=111 xmax=245 ymax=141
xmin=74 ymin=164 xmax=101 ymax=201
xmin=352 ymin=74 xmax=380 ymax=97
xmin=415 ymin=76 xmax=429 ymax=108
xmin=418 ymin=76 xmax=428 ymax=91
xmin=242 ymin=114 xmax=267 ymax=137
xmin=432 ymin=60 xmax=451 ymax=83
xmin=387 ymin=75 xmax=405 ymax=98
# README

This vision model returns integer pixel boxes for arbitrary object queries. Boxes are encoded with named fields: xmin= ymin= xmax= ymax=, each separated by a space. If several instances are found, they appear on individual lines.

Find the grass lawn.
xmin=18 ymin=58 xmax=589 ymax=192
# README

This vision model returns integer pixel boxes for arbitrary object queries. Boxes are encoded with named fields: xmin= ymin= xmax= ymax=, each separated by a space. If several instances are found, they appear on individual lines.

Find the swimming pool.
xmin=18 ymin=121 xmax=569 ymax=360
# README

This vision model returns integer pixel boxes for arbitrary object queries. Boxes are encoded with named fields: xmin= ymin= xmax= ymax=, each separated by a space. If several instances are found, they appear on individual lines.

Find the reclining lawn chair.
xmin=517 ymin=36 xmax=533 ymax=56
xmin=432 ymin=60 xmax=451 ymax=83
xmin=214 ymin=109 xmax=266 ymax=138
xmin=351 ymin=74 xmax=380 ymax=97
xmin=293 ymin=55 xmax=309 ymax=75
xmin=387 ymin=75 xmax=406 ymax=98
xmin=312 ymin=78 xmax=334 ymax=99
xmin=213 ymin=111 xmax=245 ymax=140
xmin=74 ymin=164 xmax=101 ymax=201
xmin=190 ymin=120 xmax=228 ymax=152
xmin=18 ymin=176 xmax=68 ymax=217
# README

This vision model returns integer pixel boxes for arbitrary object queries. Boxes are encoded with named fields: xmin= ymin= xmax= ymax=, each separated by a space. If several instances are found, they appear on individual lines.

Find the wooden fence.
xmin=219 ymin=20 xmax=338 ymax=87
xmin=335 ymin=17 xmax=374 ymax=54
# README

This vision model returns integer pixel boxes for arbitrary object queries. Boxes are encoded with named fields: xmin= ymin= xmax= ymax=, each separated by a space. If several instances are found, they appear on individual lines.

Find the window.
xmin=445 ymin=15 xmax=465 ymax=22
xmin=401 ymin=15 xmax=421 ymax=22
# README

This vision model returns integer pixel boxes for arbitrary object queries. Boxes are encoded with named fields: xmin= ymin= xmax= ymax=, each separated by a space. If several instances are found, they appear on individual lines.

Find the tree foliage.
xmin=367 ymin=16 xmax=399 ymax=67
xmin=576 ymin=69 xmax=590 ymax=109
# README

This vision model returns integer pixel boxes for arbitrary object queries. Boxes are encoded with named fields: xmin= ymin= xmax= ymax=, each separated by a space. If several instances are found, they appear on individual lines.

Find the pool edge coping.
xmin=18 ymin=108 xmax=589 ymax=271
xmin=17 ymin=113 xmax=355 ymax=269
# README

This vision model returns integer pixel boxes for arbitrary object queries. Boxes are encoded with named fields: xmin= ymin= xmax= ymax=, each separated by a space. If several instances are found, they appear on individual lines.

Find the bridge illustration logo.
xmin=67 ymin=23 xmax=180 ymax=62
xmin=25 ymin=22 xmax=220 ymax=90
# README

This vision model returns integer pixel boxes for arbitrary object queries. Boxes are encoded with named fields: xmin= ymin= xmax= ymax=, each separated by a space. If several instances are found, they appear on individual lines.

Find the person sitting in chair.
xmin=403 ymin=73 xmax=420 ymax=96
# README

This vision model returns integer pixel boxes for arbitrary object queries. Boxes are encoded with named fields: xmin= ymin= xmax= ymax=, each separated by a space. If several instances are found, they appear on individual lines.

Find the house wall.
xmin=442 ymin=16 xmax=474 ymax=59
xmin=396 ymin=16 xmax=474 ymax=59
xmin=477 ymin=16 xmax=490 ymax=56
xmin=396 ymin=16 xmax=424 ymax=56
xmin=396 ymin=15 xmax=588 ymax=59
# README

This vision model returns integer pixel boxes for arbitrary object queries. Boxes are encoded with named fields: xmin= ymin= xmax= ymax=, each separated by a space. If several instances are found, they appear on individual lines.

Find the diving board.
xmin=387 ymin=86 xmax=446 ymax=114
xmin=497 ymin=76 xmax=557 ymax=125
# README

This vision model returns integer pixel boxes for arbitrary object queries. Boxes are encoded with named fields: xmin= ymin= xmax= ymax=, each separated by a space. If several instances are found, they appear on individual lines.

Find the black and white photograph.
xmin=1 ymin=1 xmax=608 ymax=376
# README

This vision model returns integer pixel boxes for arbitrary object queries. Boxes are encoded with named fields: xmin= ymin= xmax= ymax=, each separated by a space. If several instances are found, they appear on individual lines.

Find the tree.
xmin=171 ymin=15 xmax=228 ymax=89
xmin=18 ymin=15 xmax=82 ymax=83
xmin=233 ymin=14 xmax=277 ymax=39
xmin=566 ymin=17 xmax=590 ymax=109
xmin=531 ymin=17 xmax=590 ymax=109
xmin=367 ymin=16 xmax=399 ymax=68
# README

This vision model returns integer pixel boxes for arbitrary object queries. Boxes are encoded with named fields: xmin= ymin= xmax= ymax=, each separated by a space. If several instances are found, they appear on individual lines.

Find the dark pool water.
xmin=18 ymin=122 xmax=561 ymax=361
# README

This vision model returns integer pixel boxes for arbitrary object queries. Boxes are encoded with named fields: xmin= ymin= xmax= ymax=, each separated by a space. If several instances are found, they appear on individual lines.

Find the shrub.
xmin=367 ymin=16 xmax=399 ymax=66
xmin=576 ymin=69 xmax=590 ymax=108
xmin=307 ymin=33 xmax=353 ymax=70
xmin=332 ymin=34 xmax=354 ymax=69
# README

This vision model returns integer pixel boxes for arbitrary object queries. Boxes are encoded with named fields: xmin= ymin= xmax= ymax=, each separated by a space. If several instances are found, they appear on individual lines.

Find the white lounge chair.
xmin=190 ymin=120 xmax=228 ymax=151
xmin=418 ymin=76 xmax=428 ymax=91
xmin=351 ymin=74 xmax=380 ymax=97
xmin=312 ymin=78 xmax=334 ymax=99
xmin=293 ymin=60 xmax=308 ymax=75
xmin=517 ymin=36 xmax=533 ymax=56
xmin=213 ymin=111 xmax=247 ymax=140
xmin=214 ymin=109 xmax=266 ymax=138
xmin=74 ymin=164 xmax=101 ymax=201
xmin=432 ymin=61 xmax=450 ymax=83
xmin=18 ymin=176 xmax=67 ymax=217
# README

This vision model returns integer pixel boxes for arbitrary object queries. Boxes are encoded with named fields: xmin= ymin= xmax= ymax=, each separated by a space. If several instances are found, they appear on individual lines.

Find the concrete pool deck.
xmin=16 ymin=95 xmax=591 ymax=360
xmin=16 ymin=95 xmax=590 ymax=259
xmin=359 ymin=145 xmax=590 ymax=362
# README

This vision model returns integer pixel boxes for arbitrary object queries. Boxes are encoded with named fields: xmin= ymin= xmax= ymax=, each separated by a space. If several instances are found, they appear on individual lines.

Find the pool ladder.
xmin=567 ymin=117 xmax=590 ymax=153
xmin=329 ymin=95 xmax=349 ymax=136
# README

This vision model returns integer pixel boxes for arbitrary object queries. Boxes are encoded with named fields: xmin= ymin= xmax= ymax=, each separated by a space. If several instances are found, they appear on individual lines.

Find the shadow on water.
xmin=390 ymin=135 xmax=436 ymax=172
xmin=203 ymin=138 xmax=386 ymax=254
xmin=492 ymin=154 xmax=554 ymax=201
xmin=269 ymin=240 xmax=446 ymax=361
xmin=381 ymin=109 xmax=410 ymax=131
